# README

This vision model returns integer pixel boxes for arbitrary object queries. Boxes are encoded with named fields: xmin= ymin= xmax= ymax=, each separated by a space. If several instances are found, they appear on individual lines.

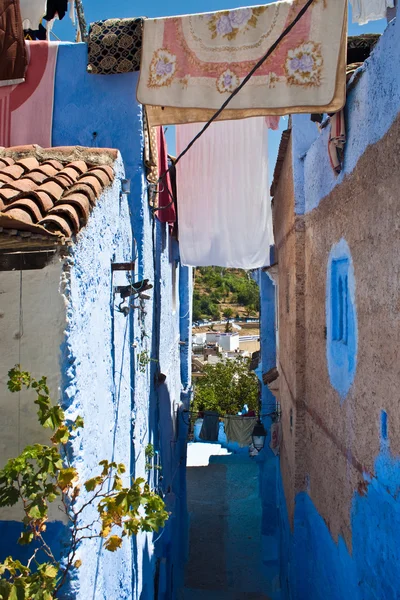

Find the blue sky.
xmin=56 ymin=1 xmax=387 ymax=184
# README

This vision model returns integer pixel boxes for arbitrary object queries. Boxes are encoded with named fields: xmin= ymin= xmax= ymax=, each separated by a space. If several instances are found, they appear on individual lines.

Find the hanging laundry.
xmin=223 ymin=416 xmax=257 ymax=447
xmin=175 ymin=117 xmax=272 ymax=268
xmin=143 ymin=109 xmax=177 ymax=224
xmin=137 ymin=0 xmax=347 ymax=127
xmin=87 ymin=18 xmax=143 ymax=75
xmin=69 ymin=0 xmax=75 ymax=25
xmin=199 ymin=411 xmax=219 ymax=442
xmin=44 ymin=0 xmax=68 ymax=21
xmin=19 ymin=0 xmax=47 ymax=30
xmin=265 ymin=116 xmax=280 ymax=131
xmin=0 ymin=0 xmax=27 ymax=87
xmin=350 ymin=0 xmax=394 ymax=24
xmin=0 ymin=42 xmax=58 ymax=147
xmin=155 ymin=128 xmax=176 ymax=224
xmin=24 ymin=23 xmax=47 ymax=41
xmin=328 ymin=110 xmax=345 ymax=175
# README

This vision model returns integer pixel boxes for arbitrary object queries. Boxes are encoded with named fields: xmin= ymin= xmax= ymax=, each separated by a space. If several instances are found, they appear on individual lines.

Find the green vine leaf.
xmin=1 ymin=367 xmax=170 ymax=598
xmin=84 ymin=476 xmax=103 ymax=492
xmin=57 ymin=468 xmax=78 ymax=492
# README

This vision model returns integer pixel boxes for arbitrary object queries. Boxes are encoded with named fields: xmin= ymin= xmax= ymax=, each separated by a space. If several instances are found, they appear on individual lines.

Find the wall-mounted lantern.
xmin=251 ymin=419 xmax=267 ymax=452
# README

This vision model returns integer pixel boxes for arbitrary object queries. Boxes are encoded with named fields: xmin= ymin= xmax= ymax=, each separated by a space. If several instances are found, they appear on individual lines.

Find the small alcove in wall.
xmin=326 ymin=238 xmax=358 ymax=401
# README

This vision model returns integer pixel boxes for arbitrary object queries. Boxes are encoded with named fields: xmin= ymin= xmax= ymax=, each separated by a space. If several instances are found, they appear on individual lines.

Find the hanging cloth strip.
xmin=44 ymin=0 xmax=68 ymax=21
xmin=19 ymin=0 xmax=47 ymax=30
xmin=0 ymin=0 xmax=28 ymax=87
xmin=0 ymin=42 xmax=58 ymax=147
xmin=350 ymin=0 xmax=394 ymax=24
xmin=143 ymin=108 xmax=177 ymax=224
xmin=137 ymin=0 xmax=347 ymax=127
xmin=328 ymin=109 xmax=345 ymax=175
xmin=175 ymin=116 xmax=272 ymax=268
xmin=199 ymin=411 xmax=220 ymax=442
xmin=87 ymin=18 xmax=143 ymax=75
xmin=223 ymin=416 xmax=258 ymax=447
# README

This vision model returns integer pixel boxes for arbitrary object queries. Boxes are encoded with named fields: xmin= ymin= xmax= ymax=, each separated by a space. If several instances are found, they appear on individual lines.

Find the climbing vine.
xmin=0 ymin=367 xmax=169 ymax=599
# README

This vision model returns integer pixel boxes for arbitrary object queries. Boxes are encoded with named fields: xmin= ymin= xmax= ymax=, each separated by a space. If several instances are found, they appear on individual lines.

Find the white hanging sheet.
xmin=176 ymin=117 xmax=272 ymax=269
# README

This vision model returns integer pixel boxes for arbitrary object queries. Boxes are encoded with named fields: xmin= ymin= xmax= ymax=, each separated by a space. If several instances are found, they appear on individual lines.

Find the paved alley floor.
xmin=182 ymin=444 xmax=271 ymax=600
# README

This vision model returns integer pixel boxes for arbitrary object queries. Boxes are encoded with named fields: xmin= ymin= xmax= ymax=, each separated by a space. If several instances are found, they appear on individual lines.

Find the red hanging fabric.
xmin=155 ymin=126 xmax=176 ymax=225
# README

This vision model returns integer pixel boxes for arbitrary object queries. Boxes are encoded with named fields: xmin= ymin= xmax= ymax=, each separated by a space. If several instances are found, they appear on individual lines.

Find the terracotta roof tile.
xmin=0 ymin=146 xmax=117 ymax=242
xmin=0 ymin=172 xmax=16 ymax=185
xmin=23 ymin=170 xmax=49 ymax=184
xmin=67 ymin=160 xmax=88 ymax=175
xmin=55 ymin=192 xmax=90 ymax=224
xmin=49 ymin=204 xmax=81 ymax=233
xmin=0 ymin=187 xmax=21 ymax=202
xmin=0 ymin=157 xmax=14 ymax=168
xmin=16 ymin=157 xmax=40 ymax=172
xmin=64 ymin=183 xmax=97 ymax=205
xmin=76 ymin=174 xmax=103 ymax=197
xmin=7 ymin=178 xmax=38 ymax=193
xmin=3 ymin=198 xmax=43 ymax=222
xmin=1 ymin=164 xmax=25 ymax=180
xmin=40 ymin=214 xmax=73 ymax=237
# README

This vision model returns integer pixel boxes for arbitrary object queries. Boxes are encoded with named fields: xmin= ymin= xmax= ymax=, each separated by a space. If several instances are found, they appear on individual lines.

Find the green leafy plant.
xmin=0 ymin=367 xmax=169 ymax=599
xmin=144 ymin=444 xmax=162 ymax=473
xmin=193 ymin=356 xmax=259 ymax=415
xmin=137 ymin=351 xmax=158 ymax=373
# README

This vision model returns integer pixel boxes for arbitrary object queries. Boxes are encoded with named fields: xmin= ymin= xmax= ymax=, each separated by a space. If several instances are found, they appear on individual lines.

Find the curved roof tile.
xmin=0 ymin=145 xmax=116 ymax=242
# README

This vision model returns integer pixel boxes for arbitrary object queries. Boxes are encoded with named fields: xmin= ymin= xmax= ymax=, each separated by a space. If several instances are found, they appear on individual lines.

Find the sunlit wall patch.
xmin=326 ymin=239 xmax=358 ymax=401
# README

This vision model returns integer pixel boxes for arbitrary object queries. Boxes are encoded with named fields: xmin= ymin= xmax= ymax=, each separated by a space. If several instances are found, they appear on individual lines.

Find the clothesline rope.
xmin=183 ymin=410 xmax=277 ymax=419
xmin=152 ymin=0 xmax=316 ymax=208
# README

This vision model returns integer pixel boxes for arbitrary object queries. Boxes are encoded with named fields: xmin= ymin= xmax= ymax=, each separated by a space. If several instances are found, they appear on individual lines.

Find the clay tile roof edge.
xmin=0 ymin=146 xmax=118 ymax=167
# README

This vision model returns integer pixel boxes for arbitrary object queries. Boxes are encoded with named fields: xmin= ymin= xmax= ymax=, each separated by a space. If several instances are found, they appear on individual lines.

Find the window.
xmin=326 ymin=240 xmax=358 ymax=401
xmin=331 ymin=258 xmax=349 ymax=344
xmin=381 ymin=410 xmax=388 ymax=441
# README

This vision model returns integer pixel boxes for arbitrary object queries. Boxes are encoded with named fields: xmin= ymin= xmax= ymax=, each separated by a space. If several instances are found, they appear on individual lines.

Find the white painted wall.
xmin=219 ymin=333 xmax=240 ymax=352
xmin=0 ymin=258 xmax=66 ymax=520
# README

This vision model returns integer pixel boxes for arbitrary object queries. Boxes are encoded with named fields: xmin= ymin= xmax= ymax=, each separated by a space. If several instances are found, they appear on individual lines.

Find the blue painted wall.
xmin=0 ymin=42 xmax=191 ymax=600
xmin=257 ymin=269 xmax=277 ymax=415
xmin=273 ymin=14 xmax=400 ymax=600
xmin=325 ymin=239 xmax=358 ymax=401
xmin=295 ymin=16 xmax=400 ymax=215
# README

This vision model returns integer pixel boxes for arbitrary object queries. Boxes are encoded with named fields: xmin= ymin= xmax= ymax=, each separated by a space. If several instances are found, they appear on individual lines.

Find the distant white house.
xmin=218 ymin=332 xmax=240 ymax=352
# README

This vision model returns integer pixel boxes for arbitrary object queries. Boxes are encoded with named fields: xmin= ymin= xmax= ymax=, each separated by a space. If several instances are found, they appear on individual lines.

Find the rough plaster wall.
xmin=53 ymin=45 xmax=190 ymax=598
xmin=303 ymin=111 xmax=400 ymax=546
xmin=272 ymin=135 xmax=299 ymax=525
xmin=0 ymin=260 xmax=65 ymax=522
xmin=278 ymin=16 xmax=400 ymax=600
xmin=303 ymin=16 xmax=400 ymax=214
xmin=61 ymin=156 xmax=137 ymax=600
xmin=259 ymin=270 xmax=276 ymax=413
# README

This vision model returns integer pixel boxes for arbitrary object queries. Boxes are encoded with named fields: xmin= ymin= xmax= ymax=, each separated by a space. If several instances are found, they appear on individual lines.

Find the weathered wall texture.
xmin=272 ymin=14 xmax=400 ymax=600
xmin=272 ymin=134 xmax=304 ymax=526
xmin=0 ymin=260 xmax=65 ymax=524
xmin=0 ymin=42 xmax=191 ymax=600
xmin=52 ymin=45 xmax=191 ymax=600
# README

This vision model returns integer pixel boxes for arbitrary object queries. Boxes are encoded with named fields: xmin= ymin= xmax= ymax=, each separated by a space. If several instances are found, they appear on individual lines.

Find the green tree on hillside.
xmin=193 ymin=356 xmax=259 ymax=415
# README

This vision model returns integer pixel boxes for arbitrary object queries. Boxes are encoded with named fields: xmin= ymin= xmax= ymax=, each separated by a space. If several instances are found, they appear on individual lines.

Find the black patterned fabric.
xmin=87 ymin=18 xmax=143 ymax=75
xmin=44 ymin=0 xmax=68 ymax=20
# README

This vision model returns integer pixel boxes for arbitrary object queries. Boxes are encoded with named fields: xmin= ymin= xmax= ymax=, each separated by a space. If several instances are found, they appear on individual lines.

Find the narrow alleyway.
xmin=182 ymin=445 xmax=272 ymax=600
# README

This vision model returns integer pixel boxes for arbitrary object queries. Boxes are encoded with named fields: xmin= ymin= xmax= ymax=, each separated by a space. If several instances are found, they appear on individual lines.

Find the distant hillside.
xmin=192 ymin=267 xmax=260 ymax=322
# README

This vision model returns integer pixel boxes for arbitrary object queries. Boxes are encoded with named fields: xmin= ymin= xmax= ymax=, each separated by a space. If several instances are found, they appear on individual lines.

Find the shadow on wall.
xmin=279 ymin=432 xmax=400 ymax=600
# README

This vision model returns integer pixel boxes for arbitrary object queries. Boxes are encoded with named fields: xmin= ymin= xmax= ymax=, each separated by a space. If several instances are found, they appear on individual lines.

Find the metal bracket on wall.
xmin=114 ymin=280 xmax=153 ymax=299
xmin=111 ymin=262 xmax=136 ymax=272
